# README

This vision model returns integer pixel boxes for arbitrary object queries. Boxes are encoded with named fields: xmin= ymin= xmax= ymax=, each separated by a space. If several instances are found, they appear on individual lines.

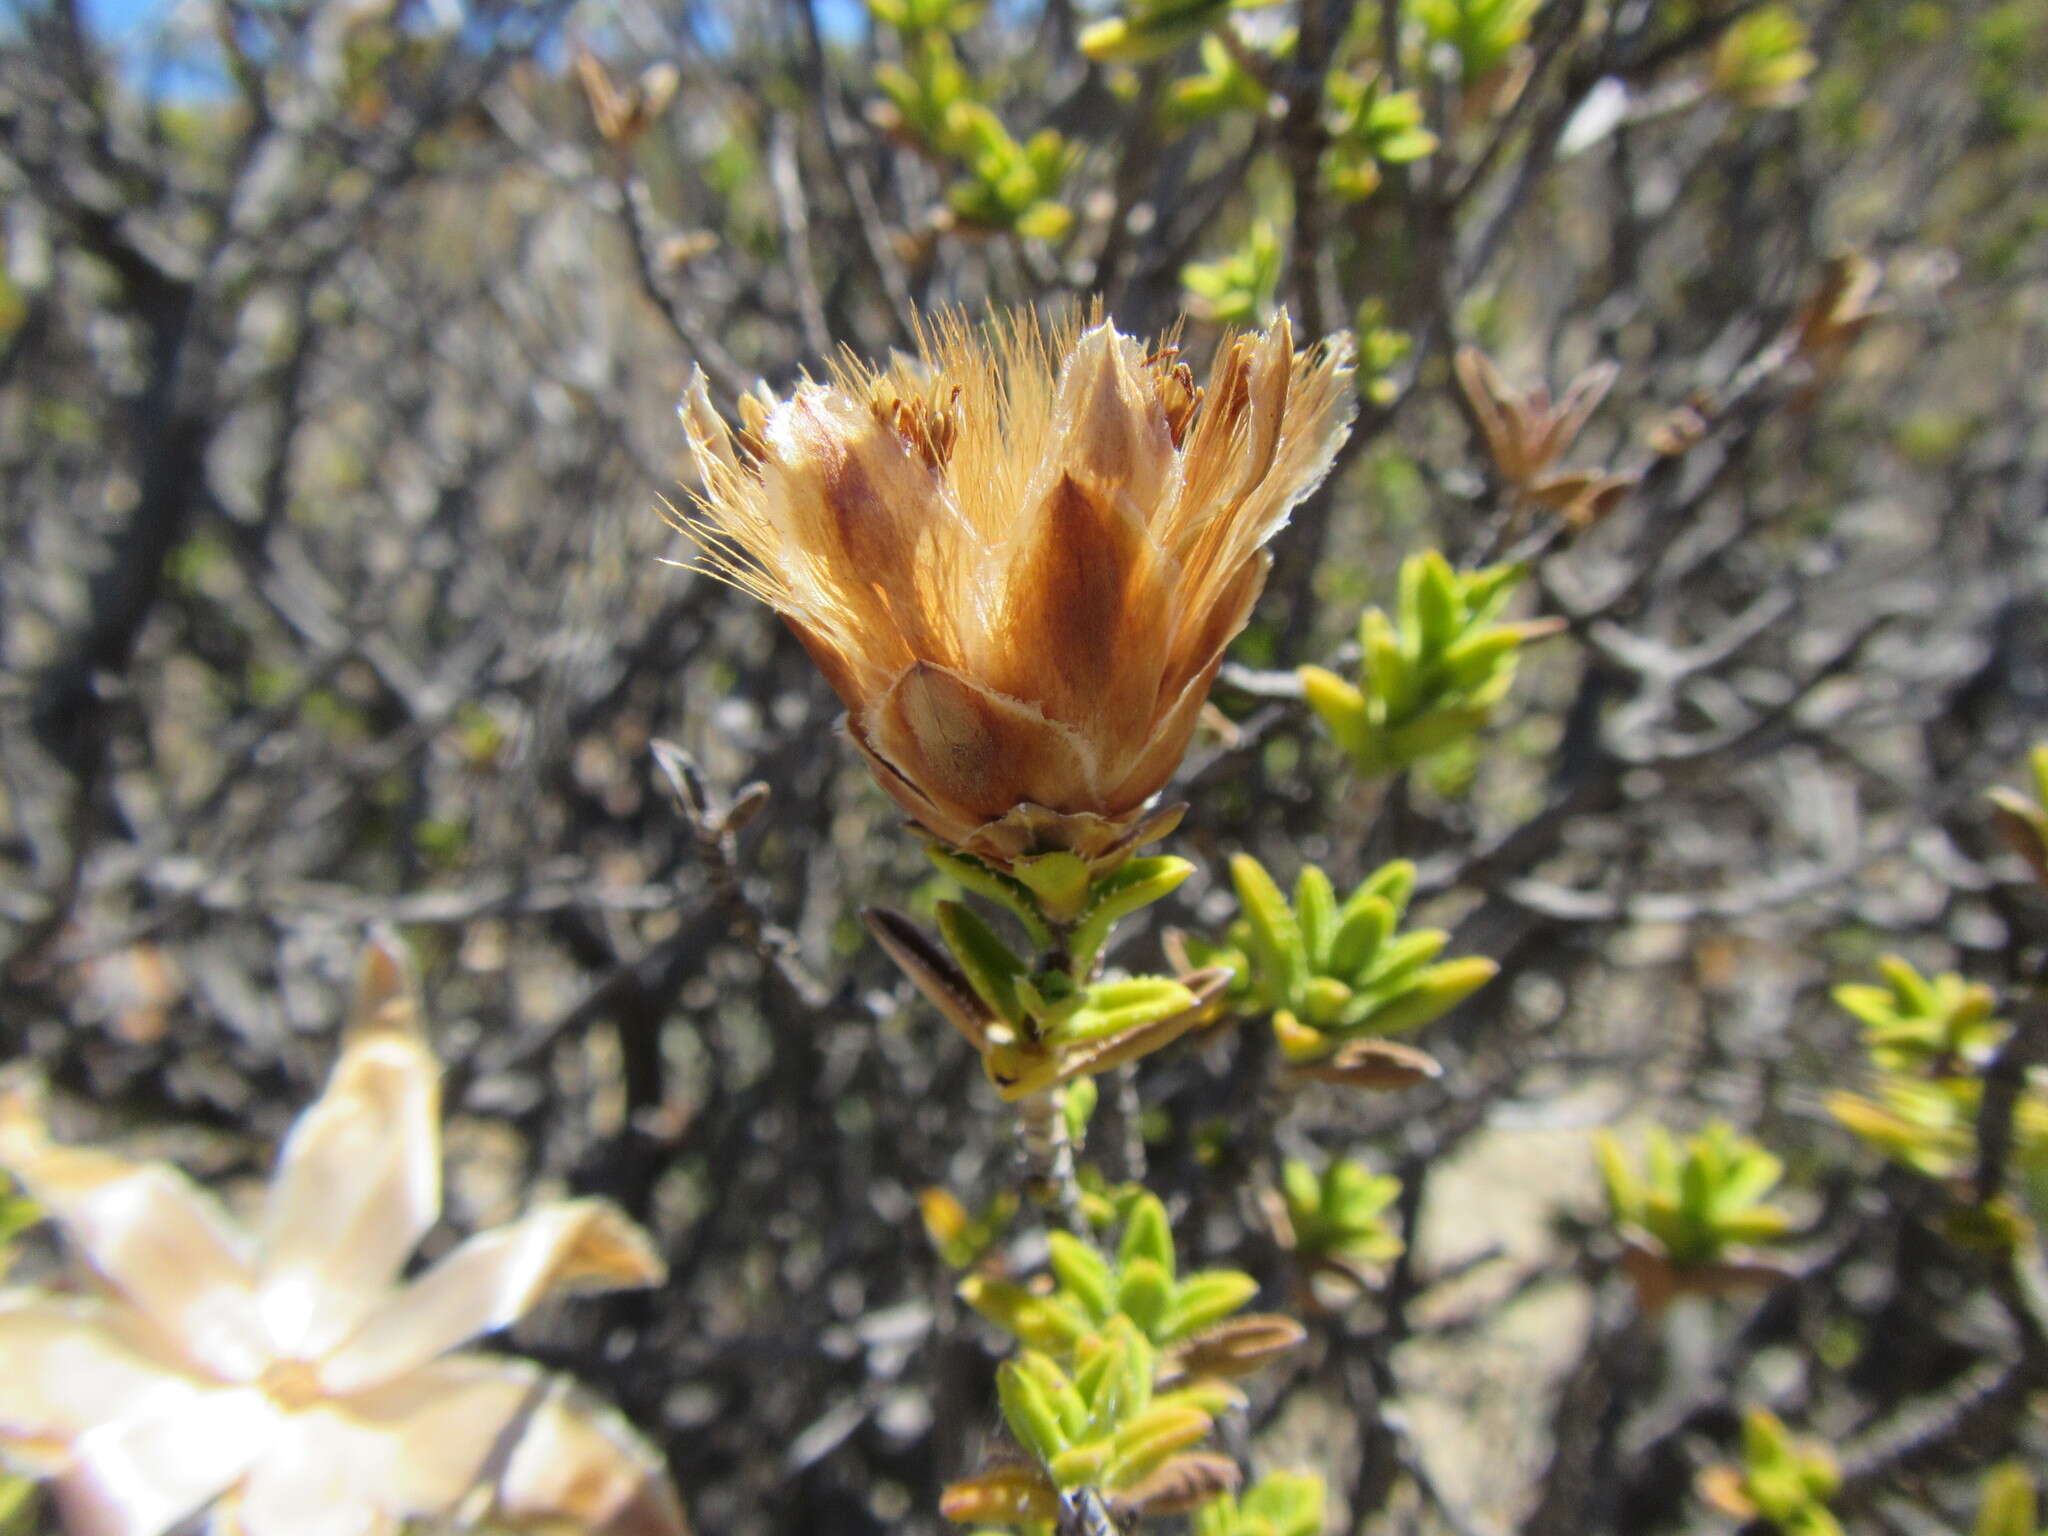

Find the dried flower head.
xmin=0 ymin=934 xmax=686 ymax=1536
xmin=1790 ymin=252 xmax=1882 ymax=371
xmin=1454 ymin=346 xmax=1634 ymax=529
xmin=575 ymin=50 xmax=680 ymax=150
xmin=678 ymin=310 xmax=1355 ymax=872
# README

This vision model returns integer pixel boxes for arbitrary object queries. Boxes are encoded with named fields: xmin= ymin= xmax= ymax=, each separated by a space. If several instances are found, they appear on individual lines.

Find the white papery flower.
xmin=0 ymin=935 xmax=687 ymax=1536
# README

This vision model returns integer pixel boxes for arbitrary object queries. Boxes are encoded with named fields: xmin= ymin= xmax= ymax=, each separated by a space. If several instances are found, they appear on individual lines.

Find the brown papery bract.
xmin=677 ymin=309 xmax=1355 ymax=873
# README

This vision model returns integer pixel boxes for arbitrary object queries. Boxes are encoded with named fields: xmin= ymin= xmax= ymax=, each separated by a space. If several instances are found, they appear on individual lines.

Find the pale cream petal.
xmin=284 ymin=1357 xmax=685 ymax=1536
xmin=0 ymin=1084 xmax=268 ymax=1383
xmin=329 ymin=1356 xmax=548 ymax=1517
xmin=258 ymin=934 xmax=442 ymax=1361
xmin=219 ymin=1412 xmax=394 ymax=1536
xmin=496 ymin=1373 xmax=688 ymax=1536
xmin=55 ymin=1386 xmax=277 ymax=1536
xmin=317 ymin=1200 xmax=664 ymax=1395
xmin=0 ymin=1296 xmax=211 ymax=1465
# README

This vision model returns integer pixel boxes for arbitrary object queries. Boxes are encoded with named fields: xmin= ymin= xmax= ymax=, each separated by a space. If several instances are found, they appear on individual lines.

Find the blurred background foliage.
xmin=1 ymin=0 xmax=2046 ymax=1530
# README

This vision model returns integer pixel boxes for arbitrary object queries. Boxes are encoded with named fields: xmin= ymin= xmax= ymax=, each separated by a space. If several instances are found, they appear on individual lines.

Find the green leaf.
xmin=1830 ymin=982 xmax=1899 ymax=1029
xmin=1300 ymin=665 xmax=1376 ymax=762
xmin=1281 ymin=1158 xmax=1321 ymax=1218
xmin=1071 ymin=857 xmax=1195 ymax=973
xmin=999 ymin=1357 xmax=1072 ymax=1463
xmin=1116 ymin=1256 xmax=1174 ymax=1337
xmin=1326 ymin=894 xmax=1394 ymax=980
xmin=1436 ymin=625 xmax=1524 ymax=691
xmin=1015 ymin=200 xmax=1074 ymax=241
xmin=1162 ymin=1269 xmax=1259 ymax=1341
xmin=1230 ymin=854 xmax=1307 ymax=1007
xmin=1716 ymin=1206 xmax=1793 ymax=1244
xmin=1103 ymin=1403 xmax=1213 ymax=1487
xmin=1358 ymin=858 xmax=1417 ymax=912
xmin=960 ymin=1276 xmax=1092 ymax=1352
xmin=1293 ymin=866 xmax=1339 ymax=969
xmin=1063 ymin=1076 xmax=1099 ymax=1145
xmin=937 ymin=901 xmax=1031 ymax=1026
xmin=1358 ymin=928 xmax=1451 ymax=989
xmin=1047 ymin=1438 xmax=1114 ymax=1488
xmin=927 ymin=845 xmax=1056 ymax=950
xmin=1011 ymin=851 xmax=1094 ymax=922
xmin=1119 ymin=1193 xmax=1177 ymax=1279
xmin=1302 ymin=974 xmax=1353 ymax=1025
xmin=1073 ymin=1328 xmax=1129 ymax=1418
xmin=1047 ymin=1231 xmax=1116 ymax=1322
xmin=1241 ymin=1471 xmax=1325 ymax=1536
xmin=1973 ymin=1463 xmax=2038 ymax=1536
xmin=1361 ymin=607 xmax=1411 ymax=721
xmin=1345 ymin=956 xmax=1493 ymax=1035
xmin=1055 ymin=976 xmax=1197 ymax=1046
xmin=1081 ymin=1316 xmax=1154 ymax=1423
xmin=1713 ymin=1145 xmax=1785 ymax=1213
xmin=1414 ymin=549 xmax=1462 ymax=657
xmin=1594 ymin=1131 xmax=1641 ymax=1226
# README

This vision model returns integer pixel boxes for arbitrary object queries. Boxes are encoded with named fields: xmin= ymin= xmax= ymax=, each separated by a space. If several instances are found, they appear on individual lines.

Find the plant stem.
xmin=1019 ymin=1086 xmax=1089 ymax=1233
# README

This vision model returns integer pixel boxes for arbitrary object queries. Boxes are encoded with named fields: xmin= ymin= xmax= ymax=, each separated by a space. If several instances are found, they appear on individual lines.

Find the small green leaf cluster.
xmin=1321 ymin=71 xmax=1436 ymax=202
xmin=874 ymin=31 xmax=973 ymax=146
xmin=1835 ymin=1064 xmax=2039 ymax=1253
xmin=1831 ymin=956 xmax=2005 ymax=1072
xmin=1975 ymin=1463 xmax=2044 ymax=1536
xmin=1080 ymin=0 xmax=1234 ymax=65
xmin=1412 ymin=0 xmax=1536 ymax=88
xmin=1826 ymin=955 xmax=2048 ymax=1237
xmin=1168 ymin=31 xmax=1292 ymax=126
xmin=869 ymin=7 xmax=1076 ymax=238
xmin=1595 ymin=1123 xmax=1791 ymax=1269
xmin=1192 ymin=1470 xmax=1326 ymax=1536
xmin=1710 ymin=6 xmax=1818 ymax=109
xmin=994 ymin=1317 xmax=1240 ymax=1499
xmin=960 ymin=1193 xmax=1263 ymax=1356
xmin=1278 ymin=1157 xmax=1404 ymax=1279
xmin=946 ymin=1196 xmax=1304 ymax=1527
xmin=932 ymin=845 xmax=1193 ymax=972
xmin=1830 ymin=1072 xmax=1986 ymax=1181
xmin=1353 ymin=298 xmax=1413 ymax=406
xmin=941 ymin=112 xmax=1082 ymax=238
xmin=1828 ymin=1068 xmax=2048 ymax=1229
xmin=1701 ymin=1408 xmax=1842 ymax=1536
xmin=1203 ymin=854 xmax=1495 ymax=1063
xmin=1300 ymin=552 xmax=1543 ymax=777
xmin=921 ymin=848 xmax=1209 ymax=1099
xmin=868 ymin=0 xmax=981 ymax=30
xmin=1183 ymin=219 xmax=1284 ymax=326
